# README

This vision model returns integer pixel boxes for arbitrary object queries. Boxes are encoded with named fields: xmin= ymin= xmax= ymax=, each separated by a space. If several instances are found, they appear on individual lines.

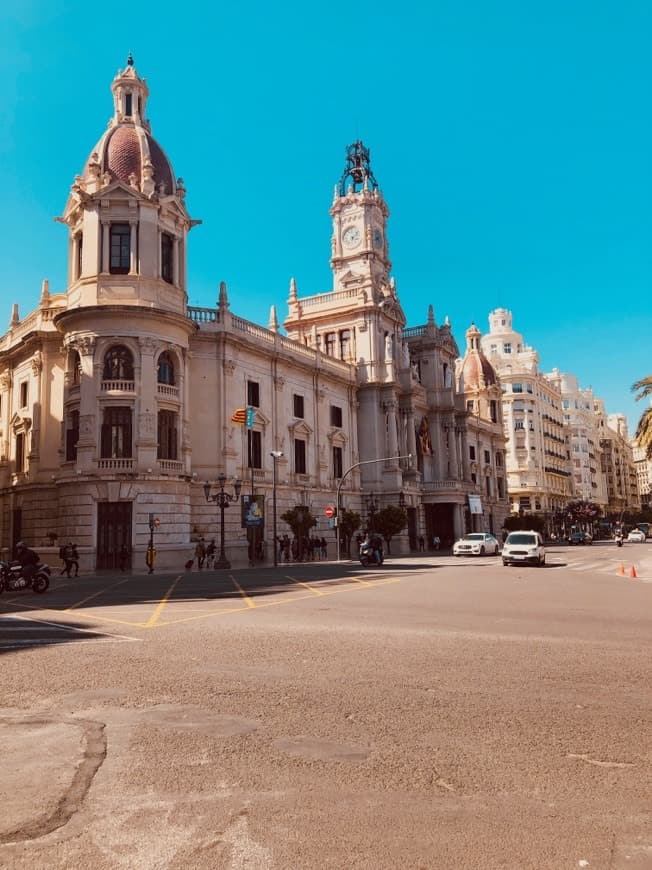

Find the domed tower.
xmin=458 ymin=324 xmax=509 ymax=533
xmin=52 ymin=59 xmax=199 ymax=569
xmin=59 ymin=54 xmax=199 ymax=314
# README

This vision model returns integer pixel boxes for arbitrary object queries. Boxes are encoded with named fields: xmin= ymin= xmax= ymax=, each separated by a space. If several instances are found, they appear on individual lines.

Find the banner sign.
xmin=468 ymin=495 xmax=483 ymax=515
xmin=241 ymin=494 xmax=265 ymax=528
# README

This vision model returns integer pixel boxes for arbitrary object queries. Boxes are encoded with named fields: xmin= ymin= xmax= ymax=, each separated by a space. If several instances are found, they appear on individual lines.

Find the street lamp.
xmin=270 ymin=450 xmax=283 ymax=566
xmin=203 ymin=473 xmax=242 ymax=569
xmin=398 ymin=491 xmax=406 ymax=509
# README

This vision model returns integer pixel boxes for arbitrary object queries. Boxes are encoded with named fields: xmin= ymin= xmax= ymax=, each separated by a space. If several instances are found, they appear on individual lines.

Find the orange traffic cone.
xmin=617 ymin=563 xmax=626 ymax=576
xmin=629 ymin=565 xmax=637 ymax=579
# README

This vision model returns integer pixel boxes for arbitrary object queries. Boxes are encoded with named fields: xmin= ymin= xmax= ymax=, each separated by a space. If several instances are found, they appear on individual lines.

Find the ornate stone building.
xmin=0 ymin=59 xmax=508 ymax=567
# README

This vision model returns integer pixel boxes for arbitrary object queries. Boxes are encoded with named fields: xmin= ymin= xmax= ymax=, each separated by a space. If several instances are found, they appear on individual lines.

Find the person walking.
xmin=119 ymin=543 xmax=130 ymax=572
xmin=195 ymin=538 xmax=206 ymax=570
xmin=59 ymin=542 xmax=74 ymax=577
xmin=70 ymin=542 xmax=79 ymax=577
xmin=418 ymin=534 xmax=425 ymax=552
xmin=205 ymin=539 xmax=216 ymax=569
xmin=320 ymin=536 xmax=327 ymax=560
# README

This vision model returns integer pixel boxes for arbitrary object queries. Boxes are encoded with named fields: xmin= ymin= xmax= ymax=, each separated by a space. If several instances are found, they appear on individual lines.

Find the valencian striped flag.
xmin=231 ymin=408 xmax=246 ymax=424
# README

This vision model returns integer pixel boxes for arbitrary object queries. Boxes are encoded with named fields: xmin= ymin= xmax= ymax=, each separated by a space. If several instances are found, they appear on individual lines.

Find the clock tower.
xmin=330 ymin=141 xmax=391 ymax=295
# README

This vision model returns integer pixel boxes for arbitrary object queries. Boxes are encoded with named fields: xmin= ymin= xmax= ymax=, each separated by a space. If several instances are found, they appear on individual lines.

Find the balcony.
xmin=159 ymin=459 xmax=183 ymax=473
xmin=97 ymin=458 xmax=134 ymax=471
xmin=157 ymin=384 xmax=180 ymax=398
xmin=101 ymin=380 xmax=135 ymax=393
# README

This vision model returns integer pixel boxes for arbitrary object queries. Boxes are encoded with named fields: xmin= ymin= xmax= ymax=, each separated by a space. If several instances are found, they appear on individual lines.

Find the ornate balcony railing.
xmin=101 ymin=380 xmax=135 ymax=392
xmin=97 ymin=458 xmax=134 ymax=470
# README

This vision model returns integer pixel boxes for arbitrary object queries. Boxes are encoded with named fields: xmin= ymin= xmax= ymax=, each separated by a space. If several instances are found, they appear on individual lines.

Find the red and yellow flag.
xmin=231 ymin=408 xmax=246 ymax=424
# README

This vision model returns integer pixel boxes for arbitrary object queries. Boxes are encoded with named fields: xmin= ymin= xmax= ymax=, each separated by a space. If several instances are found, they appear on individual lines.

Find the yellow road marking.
xmin=284 ymin=574 xmax=325 ymax=595
xmin=2 ymin=599 xmax=150 ymax=628
xmin=145 ymin=575 xmax=183 ymax=627
xmin=156 ymin=573 xmax=405 ymax=627
xmin=64 ymin=577 xmax=132 ymax=611
xmin=230 ymin=574 xmax=256 ymax=608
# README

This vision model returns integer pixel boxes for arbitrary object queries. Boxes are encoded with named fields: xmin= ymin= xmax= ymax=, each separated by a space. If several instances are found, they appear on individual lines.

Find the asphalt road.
xmin=1 ymin=542 xmax=651 ymax=870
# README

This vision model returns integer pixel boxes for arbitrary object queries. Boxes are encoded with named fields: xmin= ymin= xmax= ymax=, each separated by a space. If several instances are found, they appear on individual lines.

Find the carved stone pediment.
xmin=288 ymin=419 xmax=313 ymax=438
xmin=10 ymin=411 xmax=31 ymax=432
xmin=326 ymin=427 xmax=347 ymax=447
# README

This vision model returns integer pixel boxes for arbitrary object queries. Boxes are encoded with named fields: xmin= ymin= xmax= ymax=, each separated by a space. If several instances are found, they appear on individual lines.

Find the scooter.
xmin=0 ymin=560 xmax=51 ymax=594
xmin=359 ymin=541 xmax=384 ymax=567
xmin=615 ymin=533 xmax=623 ymax=548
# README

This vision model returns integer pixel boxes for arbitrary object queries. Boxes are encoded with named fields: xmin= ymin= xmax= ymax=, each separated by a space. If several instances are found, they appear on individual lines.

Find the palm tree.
xmin=632 ymin=376 xmax=652 ymax=458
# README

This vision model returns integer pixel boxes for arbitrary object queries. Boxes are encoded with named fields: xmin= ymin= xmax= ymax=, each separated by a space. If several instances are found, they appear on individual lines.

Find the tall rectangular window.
xmin=330 ymin=405 xmax=343 ymax=427
xmin=325 ymin=333 xmax=336 ymax=356
xmin=66 ymin=410 xmax=80 ymax=461
xmin=490 ymin=400 xmax=497 ymax=422
xmin=339 ymin=329 xmax=351 ymax=360
xmin=110 ymin=224 xmax=130 ymax=274
xmin=294 ymin=438 xmax=306 ymax=474
xmin=101 ymin=406 xmax=132 ymax=458
xmin=469 ymin=445 xmax=476 ymax=460
xmin=247 ymin=380 xmax=260 ymax=408
xmin=293 ymin=394 xmax=304 ymax=418
xmin=161 ymin=233 xmax=174 ymax=283
xmin=157 ymin=410 xmax=178 ymax=460
xmin=484 ymin=450 xmax=491 ymax=464
xmin=20 ymin=382 xmax=28 ymax=407
xmin=15 ymin=432 xmax=25 ymax=473
xmin=333 ymin=446 xmax=343 ymax=479
xmin=247 ymin=429 xmax=262 ymax=468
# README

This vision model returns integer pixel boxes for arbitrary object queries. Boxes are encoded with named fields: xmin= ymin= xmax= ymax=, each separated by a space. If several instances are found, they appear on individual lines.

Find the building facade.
xmin=481 ymin=309 xmax=572 ymax=519
xmin=594 ymin=404 xmax=640 ymax=517
xmin=550 ymin=370 xmax=607 ymax=510
xmin=0 ymin=60 xmax=508 ymax=567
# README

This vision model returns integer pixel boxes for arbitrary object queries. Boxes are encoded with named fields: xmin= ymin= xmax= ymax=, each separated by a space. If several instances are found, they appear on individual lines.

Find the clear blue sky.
xmin=2 ymin=1 xmax=650 ymax=431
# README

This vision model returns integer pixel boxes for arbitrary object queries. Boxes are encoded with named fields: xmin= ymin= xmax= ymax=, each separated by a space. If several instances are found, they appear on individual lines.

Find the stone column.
xmin=75 ymin=337 xmax=98 ymax=473
xmin=173 ymin=237 xmax=180 ymax=286
xmin=101 ymin=222 xmax=110 ymax=273
xmin=129 ymin=222 xmax=138 ymax=275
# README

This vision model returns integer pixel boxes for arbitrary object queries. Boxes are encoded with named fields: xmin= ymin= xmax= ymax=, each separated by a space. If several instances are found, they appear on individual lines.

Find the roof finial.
xmin=268 ymin=305 xmax=279 ymax=332
xmin=127 ymin=51 xmax=134 ymax=67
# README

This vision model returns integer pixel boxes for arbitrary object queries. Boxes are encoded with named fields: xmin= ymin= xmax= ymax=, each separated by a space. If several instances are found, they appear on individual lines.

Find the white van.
xmin=502 ymin=531 xmax=546 ymax=567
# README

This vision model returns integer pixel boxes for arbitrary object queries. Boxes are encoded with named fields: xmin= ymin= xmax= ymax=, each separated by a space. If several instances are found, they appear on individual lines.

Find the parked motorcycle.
xmin=0 ymin=560 xmax=51 ymax=594
xmin=359 ymin=541 xmax=384 ymax=567
xmin=615 ymin=533 xmax=624 ymax=548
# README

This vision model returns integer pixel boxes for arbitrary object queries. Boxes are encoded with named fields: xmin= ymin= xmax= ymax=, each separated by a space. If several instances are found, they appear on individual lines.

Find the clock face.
xmin=342 ymin=226 xmax=361 ymax=248
xmin=373 ymin=228 xmax=383 ymax=249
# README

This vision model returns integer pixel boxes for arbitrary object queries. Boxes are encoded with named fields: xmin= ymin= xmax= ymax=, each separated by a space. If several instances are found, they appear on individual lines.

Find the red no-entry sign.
xmin=324 ymin=505 xmax=335 ymax=518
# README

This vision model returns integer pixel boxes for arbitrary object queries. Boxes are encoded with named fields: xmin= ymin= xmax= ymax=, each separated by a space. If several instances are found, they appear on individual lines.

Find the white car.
xmin=502 ymin=531 xmax=546 ymax=567
xmin=627 ymin=529 xmax=646 ymax=543
xmin=453 ymin=533 xmax=500 ymax=556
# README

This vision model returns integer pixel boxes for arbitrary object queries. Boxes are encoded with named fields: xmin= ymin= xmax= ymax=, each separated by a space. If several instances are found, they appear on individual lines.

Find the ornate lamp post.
xmin=270 ymin=450 xmax=283 ymax=567
xmin=366 ymin=493 xmax=378 ymax=532
xmin=203 ymin=474 xmax=242 ymax=569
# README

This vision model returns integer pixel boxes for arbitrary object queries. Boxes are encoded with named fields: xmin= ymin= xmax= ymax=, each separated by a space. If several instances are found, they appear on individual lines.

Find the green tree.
xmin=280 ymin=506 xmax=316 ymax=560
xmin=565 ymin=499 xmax=602 ymax=526
xmin=632 ymin=375 xmax=652 ymax=459
xmin=338 ymin=509 xmax=361 ymax=557
xmin=373 ymin=505 xmax=407 ymax=555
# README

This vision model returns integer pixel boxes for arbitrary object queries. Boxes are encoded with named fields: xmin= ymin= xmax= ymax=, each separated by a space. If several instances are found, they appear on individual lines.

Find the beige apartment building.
xmin=481 ymin=309 xmax=572 ymax=520
xmin=595 ymin=407 xmax=640 ymax=517
xmin=549 ymin=370 xmax=607 ymax=511
xmin=0 ymin=58 xmax=508 ymax=568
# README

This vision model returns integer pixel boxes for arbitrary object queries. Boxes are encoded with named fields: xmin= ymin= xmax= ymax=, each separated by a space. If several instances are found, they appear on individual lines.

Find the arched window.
xmin=157 ymin=351 xmax=175 ymax=385
xmin=103 ymin=345 xmax=134 ymax=381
